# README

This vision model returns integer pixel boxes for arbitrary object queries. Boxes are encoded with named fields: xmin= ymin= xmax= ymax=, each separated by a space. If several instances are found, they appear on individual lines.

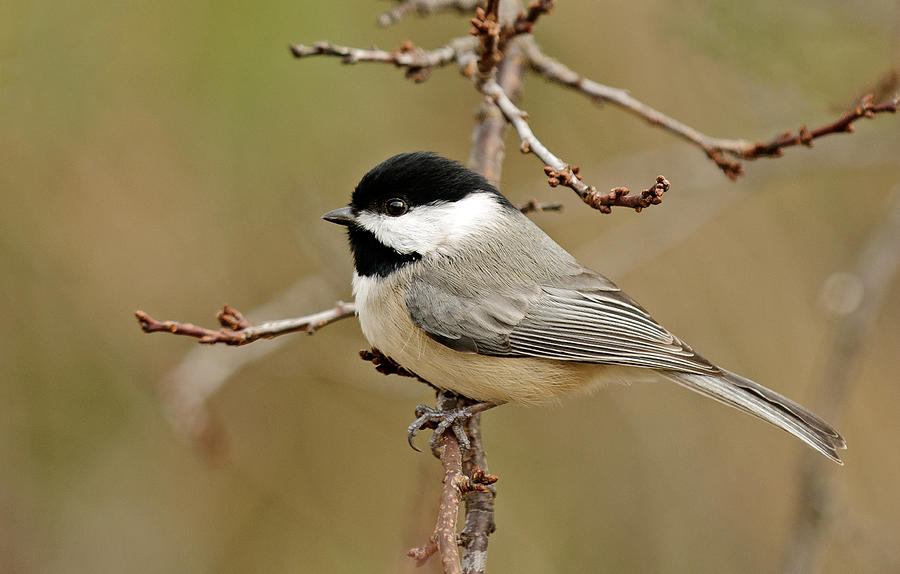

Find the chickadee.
xmin=323 ymin=152 xmax=846 ymax=463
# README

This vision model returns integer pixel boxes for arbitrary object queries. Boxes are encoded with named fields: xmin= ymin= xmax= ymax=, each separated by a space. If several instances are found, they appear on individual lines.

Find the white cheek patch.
xmin=355 ymin=192 xmax=504 ymax=255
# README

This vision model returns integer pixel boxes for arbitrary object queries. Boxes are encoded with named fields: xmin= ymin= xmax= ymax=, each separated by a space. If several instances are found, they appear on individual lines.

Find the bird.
xmin=322 ymin=151 xmax=846 ymax=463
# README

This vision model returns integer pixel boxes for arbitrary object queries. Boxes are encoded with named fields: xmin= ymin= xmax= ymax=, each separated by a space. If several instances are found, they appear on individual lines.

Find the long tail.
xmin=660 ymin=369 xmax=847 ymax=464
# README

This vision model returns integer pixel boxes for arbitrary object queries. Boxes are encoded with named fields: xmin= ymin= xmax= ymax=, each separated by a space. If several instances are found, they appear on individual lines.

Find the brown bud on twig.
xmin=742 ymin=93 xmax=898 ymax=159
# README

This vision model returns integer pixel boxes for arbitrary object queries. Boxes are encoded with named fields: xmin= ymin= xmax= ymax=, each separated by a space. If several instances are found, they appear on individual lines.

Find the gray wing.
xmin=405 ymin=269 xmax=719 ymax=375
xmin=404 ymin=278 xmax=537 ymax=354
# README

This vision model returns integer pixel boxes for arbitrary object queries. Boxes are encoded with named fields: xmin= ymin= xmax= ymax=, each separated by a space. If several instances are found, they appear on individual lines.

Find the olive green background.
xmin=2 ymin=1 xmax=899 ymax=572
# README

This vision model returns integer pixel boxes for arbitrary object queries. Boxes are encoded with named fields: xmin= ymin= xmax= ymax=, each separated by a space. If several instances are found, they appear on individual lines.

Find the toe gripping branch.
xmin=407 ymin=400 xmax=498 ymax=451
xmin=359 ymin=350 xmax=500 ymax=452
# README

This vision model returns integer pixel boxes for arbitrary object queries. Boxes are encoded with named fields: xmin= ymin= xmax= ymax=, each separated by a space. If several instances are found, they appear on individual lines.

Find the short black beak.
xmin=322 ymin=206 xmax=356 ymax=226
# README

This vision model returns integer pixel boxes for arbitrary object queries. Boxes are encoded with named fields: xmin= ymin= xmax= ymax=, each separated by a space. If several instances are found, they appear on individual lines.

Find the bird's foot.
xmin=407 ymin=402 xmax=495 ymax=452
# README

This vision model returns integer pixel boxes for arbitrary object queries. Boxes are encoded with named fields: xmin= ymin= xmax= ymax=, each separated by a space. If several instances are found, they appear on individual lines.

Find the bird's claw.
xmin=407 ymin=404 xmax=475 ymax=452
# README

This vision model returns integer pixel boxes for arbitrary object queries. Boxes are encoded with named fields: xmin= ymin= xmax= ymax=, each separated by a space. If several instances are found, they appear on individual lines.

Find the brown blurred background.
xmin=2 ymin=1 xmax=899 ymax=572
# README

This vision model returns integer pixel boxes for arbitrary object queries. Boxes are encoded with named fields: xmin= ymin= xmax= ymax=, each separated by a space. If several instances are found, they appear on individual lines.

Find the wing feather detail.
xmin=406 ymin=272 xmax=718 ymax=375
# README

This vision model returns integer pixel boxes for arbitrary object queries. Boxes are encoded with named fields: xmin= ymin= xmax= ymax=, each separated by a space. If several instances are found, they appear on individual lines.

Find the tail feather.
xmin=661 ymin=369 xmax=847 ymax=464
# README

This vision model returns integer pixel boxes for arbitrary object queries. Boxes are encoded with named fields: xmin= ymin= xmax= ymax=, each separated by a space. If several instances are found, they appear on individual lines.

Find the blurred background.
xmin=2 ymin=0 xmax=899 ymax=572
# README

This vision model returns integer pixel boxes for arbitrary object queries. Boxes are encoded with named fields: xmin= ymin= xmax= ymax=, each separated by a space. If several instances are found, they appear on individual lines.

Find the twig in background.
xmin=502 ymin=0 xmax=554 ymax=42
xmin=743 ymin=94 xmax=898 ymax=160
xmin=378 ymin=0 xmax=483 ymax=27
xmin=856 ymin=68 xmax=899 ymax=107
xmin=521 ymin=37 xmax=898 ymax=179
xmin=517 ymin=199 xmax=562 ymax=214
xmin=289 ymin=37 xmax=477 ymax=83
xmin=470 ymin=1 xmax=503 ymax=80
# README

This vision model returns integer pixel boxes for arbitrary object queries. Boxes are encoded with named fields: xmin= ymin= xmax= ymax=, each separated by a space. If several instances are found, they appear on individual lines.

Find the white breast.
xmin=352 ymin=271 xmax=417 ymax=355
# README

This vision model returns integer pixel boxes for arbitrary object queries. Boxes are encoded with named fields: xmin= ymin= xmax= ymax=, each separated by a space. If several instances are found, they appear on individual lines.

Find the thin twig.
xmin=135 ymin=302 xmax=357 ymax=346
xmin=501 ymin=0 xmax=554 ymax=43
xmin=522 ymin=37 xmax=899 ymax=179
xmin=470 ymin=1 xmax=503 ymax=80
xmin=854 ymin=68 xmax=899 ymax=108
xmin=289 ymin=38 xmax=478 ymax=82
xmin=521 ymin=36 xmax=749 ymax=177
xmin=406 ymin=538 xmax=439 ymax=567
xmin=378 ymin=0 xmax=483 ymax=27
xmin=743 ymin=93 xmax=899 ymax=159
xmin=517 ymin=199 xmax=563 ymax=213
xmin=477 ymin=74 xmax=669 ymax=212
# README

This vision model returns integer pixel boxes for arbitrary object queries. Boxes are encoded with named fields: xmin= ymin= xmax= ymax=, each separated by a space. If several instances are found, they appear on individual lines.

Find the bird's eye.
xmin=386 ymin=199 xmax=408 ymax=216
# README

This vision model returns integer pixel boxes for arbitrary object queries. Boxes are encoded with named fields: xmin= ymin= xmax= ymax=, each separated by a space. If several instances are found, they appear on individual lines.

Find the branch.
xmin=406 ymin=538 xmax=439 ymax=567
xmin=517 ymin=199 xmax=562 ymax=213
xmin=521 ymin=37 xmax=899 ymax=179
xmin=289 ymin=37 xmax=477 ymax=82
xmin=135 ymin=302 xmax=356 ymax=346
xmin=407 ymin=392 xmax=499 ymax=572
xmin=433 ymin=431 xmax=465 ymax=574
xmin=477 ymin=73 xmax=669 ymax=212
xmin=501 ymin=0 xmax=554 ymax=42
xmin=742 ymin=94 xmax=899 ymax=159
xmin=378 ymin=0 xmax=483 ymax=27
xmin=467 ymin=35 xmax=527 ymax=182
xmin=458 ymin=411 xmax=497 ymax=574
xmin=521 ymin=37 xmax=749 ymax=177
xmin=470 ymin=1 xmax=503 ymax=80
